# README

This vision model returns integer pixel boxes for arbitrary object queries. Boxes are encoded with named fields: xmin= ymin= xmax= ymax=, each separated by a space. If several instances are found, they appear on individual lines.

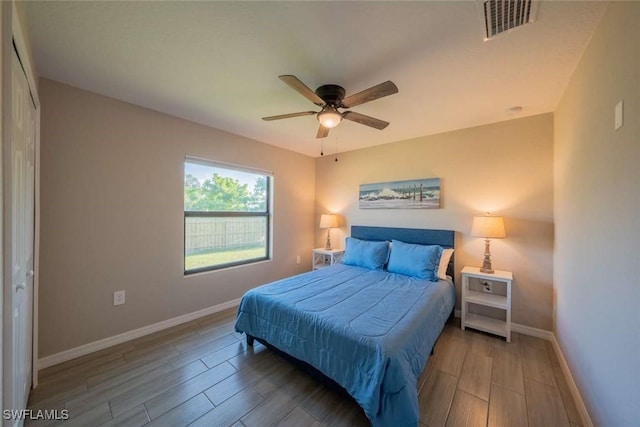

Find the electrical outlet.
xmin=113 ymin=290 xmax=126 ymax=306
xmin=296 ymin=255 xmax=301 ymax=264
xmin=481 ymin=280 xmax=493 ymax=294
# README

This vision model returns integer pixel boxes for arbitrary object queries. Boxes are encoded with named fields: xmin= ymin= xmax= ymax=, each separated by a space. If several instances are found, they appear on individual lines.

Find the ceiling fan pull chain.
xmin=335 ymin=137 xmax=338 ymax=162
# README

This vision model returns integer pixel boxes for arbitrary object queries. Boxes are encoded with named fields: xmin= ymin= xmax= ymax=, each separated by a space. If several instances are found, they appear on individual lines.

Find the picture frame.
xmin=359 ymin=178 xmax=440 ymax=209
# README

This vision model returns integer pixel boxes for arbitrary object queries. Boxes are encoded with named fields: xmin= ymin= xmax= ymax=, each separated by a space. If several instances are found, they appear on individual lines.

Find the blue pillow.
xmin=386 ymin=240 xmax=443 ymax=281
xmin=341 ymin=237 xmax=390 ymax=270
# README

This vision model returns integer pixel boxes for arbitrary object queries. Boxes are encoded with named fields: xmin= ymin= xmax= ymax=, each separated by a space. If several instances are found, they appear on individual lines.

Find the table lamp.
xmin=471 ymin=215 xmax=506 ymax=274
xmin=319 ymin=214 xmax=339 ymax=250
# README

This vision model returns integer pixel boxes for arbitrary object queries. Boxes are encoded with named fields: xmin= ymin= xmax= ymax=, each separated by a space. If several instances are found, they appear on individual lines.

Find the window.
xmin=184 ymin=158 xmax=271 ymax=274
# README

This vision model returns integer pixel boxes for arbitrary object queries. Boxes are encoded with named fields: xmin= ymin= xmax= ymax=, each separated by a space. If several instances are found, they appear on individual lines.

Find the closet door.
xmin=7 ymin=46 xmax=35 ymax=415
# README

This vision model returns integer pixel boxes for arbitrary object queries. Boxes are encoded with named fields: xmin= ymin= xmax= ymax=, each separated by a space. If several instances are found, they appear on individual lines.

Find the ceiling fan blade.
xmin=316 ymin=125 xmax=330 ymax=139
xmin=262 ymin=111 xmax=317 ymax=121
xmin=342 ymin=111 xmax=390 ymax=130
xmin=341 ymin=80 xmax=398 ymax=108
xmin=279 ymin=75 xmax=325 ymax=106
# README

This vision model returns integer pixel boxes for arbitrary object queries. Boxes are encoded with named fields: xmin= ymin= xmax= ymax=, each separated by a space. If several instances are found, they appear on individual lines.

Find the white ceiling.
xmin=24 ymin=1 xmax=606 ymax=157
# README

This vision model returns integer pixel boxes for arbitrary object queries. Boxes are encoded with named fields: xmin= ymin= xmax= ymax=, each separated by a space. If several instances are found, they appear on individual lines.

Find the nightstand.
xmin=461 ymin=266 xmax=513 ymax=342
xmin=312 ymin=248 xmax=344 ymax=270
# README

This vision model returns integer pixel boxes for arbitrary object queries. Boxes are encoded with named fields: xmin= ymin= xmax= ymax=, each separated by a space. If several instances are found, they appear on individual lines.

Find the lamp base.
xmin=324 ymin=228 xmax=332 ymax=250
xmin=480 ymin=239 xmax=494 ymax=274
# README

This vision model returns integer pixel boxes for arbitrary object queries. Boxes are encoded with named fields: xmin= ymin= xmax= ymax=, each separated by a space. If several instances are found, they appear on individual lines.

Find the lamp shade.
xmin=319 ymin=214 xmax=339 ymax=229
xmin=471 ymin=216 xmax=506 ymax=238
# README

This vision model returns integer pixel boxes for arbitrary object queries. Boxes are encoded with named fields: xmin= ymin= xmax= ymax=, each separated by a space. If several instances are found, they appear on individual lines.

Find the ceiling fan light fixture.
xmin=317 ymin=106 xmax=342 ymax=128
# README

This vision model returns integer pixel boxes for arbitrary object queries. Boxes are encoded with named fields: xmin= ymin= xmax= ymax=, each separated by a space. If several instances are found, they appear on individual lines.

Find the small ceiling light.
xmin=317 ymin=105 xmax=343 ymax=128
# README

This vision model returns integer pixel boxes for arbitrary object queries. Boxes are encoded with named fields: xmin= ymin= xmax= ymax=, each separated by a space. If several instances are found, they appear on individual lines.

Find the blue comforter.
xmin=235 ymin=264 xmax=455 ymax=426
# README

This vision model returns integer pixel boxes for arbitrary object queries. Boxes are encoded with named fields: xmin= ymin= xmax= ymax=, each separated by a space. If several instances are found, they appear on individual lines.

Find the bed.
xmin=234 ymin=226 xmax=455 ymax=426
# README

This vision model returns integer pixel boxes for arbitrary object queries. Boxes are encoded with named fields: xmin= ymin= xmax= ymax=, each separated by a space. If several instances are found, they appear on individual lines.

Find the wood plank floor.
xmin=27 ymin=309 xmax=582 ymax=426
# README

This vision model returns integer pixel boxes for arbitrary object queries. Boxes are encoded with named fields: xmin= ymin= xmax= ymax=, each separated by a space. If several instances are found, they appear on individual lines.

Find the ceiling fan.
xmin=262 ymin=75 xmax=399 ymax=138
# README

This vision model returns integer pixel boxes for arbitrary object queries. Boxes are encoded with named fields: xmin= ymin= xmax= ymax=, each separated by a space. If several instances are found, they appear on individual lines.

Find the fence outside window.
xmin=185 ymin=216 xmax=266 ymax=255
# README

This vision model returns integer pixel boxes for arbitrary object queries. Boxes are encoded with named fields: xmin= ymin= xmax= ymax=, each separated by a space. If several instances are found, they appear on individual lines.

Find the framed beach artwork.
xmin=359 ymin=178 xmax=441 ymax=209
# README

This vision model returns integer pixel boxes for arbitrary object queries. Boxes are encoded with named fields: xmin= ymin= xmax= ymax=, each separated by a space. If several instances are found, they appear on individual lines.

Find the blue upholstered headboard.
xmin=351 ymin=225 xmax=455 ymax=278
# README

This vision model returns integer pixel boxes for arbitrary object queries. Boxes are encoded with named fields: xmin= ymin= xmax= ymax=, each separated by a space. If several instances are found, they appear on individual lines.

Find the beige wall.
xmin=315 ymin=113 xmax=554 ymax=330
xmin=38 ymin=79 xmax=315 ymax=357
xmin=554 ymin=2 xmax=639 ymax=426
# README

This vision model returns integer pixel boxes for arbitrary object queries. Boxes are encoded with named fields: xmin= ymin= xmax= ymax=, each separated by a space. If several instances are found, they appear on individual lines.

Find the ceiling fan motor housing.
xmin=315 ymin=84 xmax=346 ymax=106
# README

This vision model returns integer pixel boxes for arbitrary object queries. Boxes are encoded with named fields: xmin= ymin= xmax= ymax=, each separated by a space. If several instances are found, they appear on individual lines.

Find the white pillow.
xmin=437 ymin=248 xmax=455 ymax=280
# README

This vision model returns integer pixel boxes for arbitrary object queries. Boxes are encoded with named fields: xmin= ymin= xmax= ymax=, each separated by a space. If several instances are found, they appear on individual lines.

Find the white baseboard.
xmin=38 ymin=298 xmax=241 ymax=370
xmin=511 ymin=322 xmax=553 ymax=340
xmin=453 ymin=310 xmax=553 ymax=340
xmin=550 ymin=334 xmax=594 ymax=427
xmin=453 ymin=310 xmax=592 ymax=427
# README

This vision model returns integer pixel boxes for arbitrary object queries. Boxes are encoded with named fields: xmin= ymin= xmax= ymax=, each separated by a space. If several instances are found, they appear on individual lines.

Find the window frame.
xmin=183 ymin=157 xmax=272 ymax=275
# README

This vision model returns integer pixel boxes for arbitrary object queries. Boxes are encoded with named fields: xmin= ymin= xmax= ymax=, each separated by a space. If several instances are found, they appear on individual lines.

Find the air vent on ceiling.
xmin=479 ymin=0 xmax=539 ymax=40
